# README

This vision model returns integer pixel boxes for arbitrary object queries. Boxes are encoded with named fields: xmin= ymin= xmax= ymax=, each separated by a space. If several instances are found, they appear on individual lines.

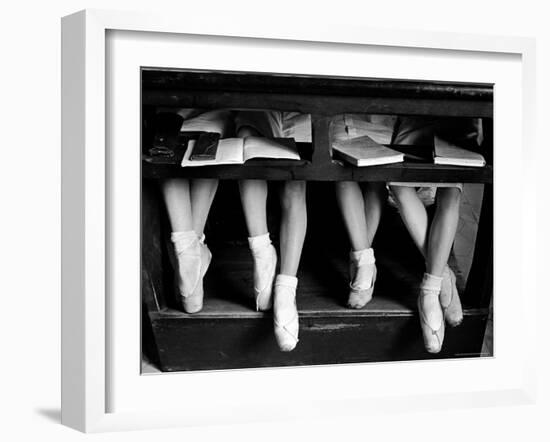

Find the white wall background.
xmin=0 ymin=1 xmax=548 ymax=440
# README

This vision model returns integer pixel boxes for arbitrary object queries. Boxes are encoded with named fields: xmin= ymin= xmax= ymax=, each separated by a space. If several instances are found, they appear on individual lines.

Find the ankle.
xmin=274 ymin=275 xmax=297 ymax=304
xmin=349 ymin=248 xmax=376 ymax=291
xmin=171 ymin=230 xmax=200 ymax=255
xmin=420 ymin=272 xmax=443 ymax=294
xmin=248 ymin=232 xmax=272 ymax=254
xmin=350 ymin=247 xmax=375 ymax=267
xmin=275 ymin=274 xmax=298 ymax=289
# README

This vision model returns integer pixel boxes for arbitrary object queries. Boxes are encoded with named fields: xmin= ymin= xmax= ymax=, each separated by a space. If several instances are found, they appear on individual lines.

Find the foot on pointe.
xmin=348 ymin=248 xmax=376 ymax=309
xmin=440 ymin=265 xmax=463 ymax=327
xmin=273 ymin=274 xmax=299 ymax=352
xmin=249 ymin=234 xmax=277 ymax=311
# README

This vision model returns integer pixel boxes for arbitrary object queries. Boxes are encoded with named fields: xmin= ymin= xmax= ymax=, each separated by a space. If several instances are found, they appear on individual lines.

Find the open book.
xmin=181 ymin=137 xmax=300 ymax=167
xmin=433 ymin=137 xmax=486 ymax=167
xmin=332 ymin=135 xmax=404 ymax=167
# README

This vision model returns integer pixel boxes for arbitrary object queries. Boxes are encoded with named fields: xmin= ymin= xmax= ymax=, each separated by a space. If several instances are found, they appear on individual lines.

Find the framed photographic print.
xmin=61 ymin=9 xmax=536 ymax=432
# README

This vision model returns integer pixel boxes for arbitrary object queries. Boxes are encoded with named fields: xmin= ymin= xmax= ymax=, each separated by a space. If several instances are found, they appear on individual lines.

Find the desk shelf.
xmin=143 ymin=158 xmax=493 ymax=183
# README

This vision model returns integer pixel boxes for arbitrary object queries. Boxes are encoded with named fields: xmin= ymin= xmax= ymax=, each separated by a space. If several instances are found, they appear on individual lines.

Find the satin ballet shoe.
xmin=348 ymin=264 xmax=377 ymax=309
xmin=273 ymin=281 xmax=299 ymax=352
xmin=418 ymin=289 xmax=445 ymax=354
xmin=274 ymin=310 xmax=299 ymax=352
xmin=440 ymin=266 xmax=463 ymax=327
xmin=178 ymin=241 xmax=212 ymax=314
xmin=174 ymin=241 xmax=201 ymax=298
xmin=180 ymin=289 xmax=202 ymax=314
xmin=252 ymin=244 xmax=277 ymax=311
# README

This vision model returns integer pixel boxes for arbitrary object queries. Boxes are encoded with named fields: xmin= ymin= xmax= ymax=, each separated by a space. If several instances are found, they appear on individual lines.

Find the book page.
xmin=243 ymin=137 xmax=300 ymax=162
xmin=181 ymin=138 xmax=244 ymax=167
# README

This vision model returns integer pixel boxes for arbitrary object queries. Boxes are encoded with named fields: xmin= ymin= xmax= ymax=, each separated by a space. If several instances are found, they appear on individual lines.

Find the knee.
xmin=437 ymin=188 xmax=461 ymax=211
xmin=335 ymin=180 xmax=358 ymax=194
xmin=192 ymin=178 xmax=219 ymax=192
xmin=388 ymin=185 xmax=408 ymax=205
xmin=365 ymin=182 xmax=387 ymax=199
xmin=335 ymin=180 xmax=355 ymax=190
xmin=237 ymin=127 xmax=257 ymax=138
xmin=281 ymin=181 xmax=306 ymax=211
xmin=161 ymin=178 xmax=189 ymax=196
xmin=239 ymin=179 xmax=264 ymax=194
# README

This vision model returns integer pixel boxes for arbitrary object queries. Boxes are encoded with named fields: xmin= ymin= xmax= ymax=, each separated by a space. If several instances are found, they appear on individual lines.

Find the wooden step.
xmin=143 ymin=245 xmax=490 ymax=372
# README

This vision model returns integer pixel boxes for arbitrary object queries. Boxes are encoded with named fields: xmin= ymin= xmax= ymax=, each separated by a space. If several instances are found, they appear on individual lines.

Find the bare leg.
xmin=335 ymin=181 xmax=369 ymax=251
xmin=335 ymin=181 xmax=386 ymax=250
xmin=274 ymin=180 xmax=306 ymax=352
xmin=278 ymin=180 xmax=307 ymax=276
xmin=390 ymin=184 xmax=440 ymax=344
xmin=389 ymin=185 xmax=429 ymax=257
xmin=363 ymin=182 xmax=387 ymax=245
xmin=430 ymin=187 xmax=464 ymax=326
xmin=238 ymin=126 xmax=269 ymax=237
xmin=161 ymin=178 xmax=202 ymax=313
xmin=190 ymin=178 xmax=219 ymax=237
xmin=391 ymin=185 xmax=461 ymax=352
xmin=426 ymin=187 xmax=461 ymax=276
xmin=239 ymin=180 xmax=269 ymax=236
xmin=240 ymin=178 xmax=275 ymax=311
xmin=161 ymin=178 xmax=193 ymax=232
xmin=391 ymin=185 xmax=461 ymax=277
xmin=336 ymin=181 xmax=383 ymax=308
xmin=418 ymin=188 xmax=460 ymax=352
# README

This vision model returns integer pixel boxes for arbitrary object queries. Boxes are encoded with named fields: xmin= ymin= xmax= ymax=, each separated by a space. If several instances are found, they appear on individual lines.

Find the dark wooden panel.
xmin=149 ymin=312 xmax=489 ymax=372
xmin=142 ymin=160 xmax=493 ymax=183
xmin=142 ymin=90 xmax=493 ymax=118
xmin=142 ymin=69 xmax=493 ymax=101
xmin=311 ymin=114 xmax=333 ymax=166
xmin=141 ymin=181 xmax=165 ymax=312
xmin=463 ymin=184 xmax=493 ymax=308
xmin=462 ymin=121 xmax=493 ymax=308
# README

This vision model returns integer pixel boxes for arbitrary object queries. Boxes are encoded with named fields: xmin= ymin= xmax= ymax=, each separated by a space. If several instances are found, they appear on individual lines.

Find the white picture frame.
xmin=61 ymin=9 xmax=537 ymax=433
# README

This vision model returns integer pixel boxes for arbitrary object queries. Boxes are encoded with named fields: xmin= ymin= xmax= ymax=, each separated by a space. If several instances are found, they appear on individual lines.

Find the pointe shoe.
xmin=440 ymin=266 xmax=463 ymax=327
xmin=418 ymin=289 xmax=445 ymax=354
xmin=181 ymin=241 xmax=212 ymax=314
xmin=174 ymin=240 xmax=201 ymax=297
xmin=348 ymin=263 xmax=377 ymax=309
xmin=252 ymin=244 xmax=277 ymax=311
xmin=273 ymin=276 xmax=299 ymax=352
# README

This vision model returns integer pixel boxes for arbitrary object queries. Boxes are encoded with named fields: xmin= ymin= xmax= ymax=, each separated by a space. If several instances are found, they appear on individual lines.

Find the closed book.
xmin=433 ymin=136 xmax=486 ymax=167
xmin=332 ymin=135 xmax=404 ymax=166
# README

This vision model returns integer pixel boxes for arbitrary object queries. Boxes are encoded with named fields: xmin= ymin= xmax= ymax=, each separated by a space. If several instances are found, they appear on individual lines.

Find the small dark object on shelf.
xmin=189 ymin=132 xmax=220 ymax=161
xmin=149 ymin=145 xmax=175 ymax=158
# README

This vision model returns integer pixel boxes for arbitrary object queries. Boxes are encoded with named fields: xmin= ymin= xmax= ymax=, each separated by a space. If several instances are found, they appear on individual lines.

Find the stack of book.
xmin=433 ymin=136 xmax=486 ymax=167
xmin=332 ymin=135 xmax=404 ymax=166
xmin=331 ymin=135 xmax=486 ymax=168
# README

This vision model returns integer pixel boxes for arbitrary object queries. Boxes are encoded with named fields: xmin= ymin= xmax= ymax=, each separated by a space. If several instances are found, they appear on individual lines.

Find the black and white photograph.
xmin=3 ymin=0 xmax=547 ymax=438
xmin=140 ymin=69 xmax=493 ymax=372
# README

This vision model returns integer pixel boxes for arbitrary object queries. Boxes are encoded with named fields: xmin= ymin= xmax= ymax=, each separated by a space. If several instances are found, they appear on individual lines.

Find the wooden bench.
xmin=141 ymin=68 xmax=493 ymax=371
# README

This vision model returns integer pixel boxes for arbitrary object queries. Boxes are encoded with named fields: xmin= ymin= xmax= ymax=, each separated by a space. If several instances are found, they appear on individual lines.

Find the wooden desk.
xmin=141 ymin=69 xmax=493 ymax=371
